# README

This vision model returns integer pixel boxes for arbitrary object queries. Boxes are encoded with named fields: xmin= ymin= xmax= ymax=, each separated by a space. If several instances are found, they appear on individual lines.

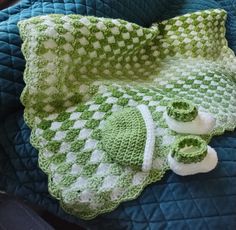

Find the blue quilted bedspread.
xmin=0 ymin=1 xmax=236 ymax=229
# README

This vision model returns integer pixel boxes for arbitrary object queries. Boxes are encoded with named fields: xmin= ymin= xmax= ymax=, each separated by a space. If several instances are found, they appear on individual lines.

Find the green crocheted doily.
xmin=18 ymin=9 xmax=236 ymax=219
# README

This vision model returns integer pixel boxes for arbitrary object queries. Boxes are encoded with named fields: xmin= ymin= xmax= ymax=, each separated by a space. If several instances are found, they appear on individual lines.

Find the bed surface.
xmin=0 ymin=1 xmax=236 ymax=229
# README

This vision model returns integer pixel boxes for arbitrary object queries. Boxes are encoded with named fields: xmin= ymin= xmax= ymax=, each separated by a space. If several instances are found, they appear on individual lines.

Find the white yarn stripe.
xmin=137 ymin=104 xmax=155 ymax=172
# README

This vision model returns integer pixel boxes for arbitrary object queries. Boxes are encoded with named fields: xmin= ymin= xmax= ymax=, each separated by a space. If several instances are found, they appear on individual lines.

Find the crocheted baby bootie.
xmin=168 ymin=136 xmax=218 ymax=176
xmin=164 ymin=100 xmax=216 ymax=134
xmin=101 ymin=104 xmax=155 ymax=172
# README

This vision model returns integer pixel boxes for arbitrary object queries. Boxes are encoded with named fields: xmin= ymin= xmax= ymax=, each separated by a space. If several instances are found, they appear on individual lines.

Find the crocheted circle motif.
xmin=167 ymin=100 xmax=198 ymax=122
xmin=171 ymin=136 xmax=207 ymax=164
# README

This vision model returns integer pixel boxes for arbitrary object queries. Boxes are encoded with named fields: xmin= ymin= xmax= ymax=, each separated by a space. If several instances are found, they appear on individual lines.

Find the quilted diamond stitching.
xmin=1 ymin=0 xmax=236 ymax=229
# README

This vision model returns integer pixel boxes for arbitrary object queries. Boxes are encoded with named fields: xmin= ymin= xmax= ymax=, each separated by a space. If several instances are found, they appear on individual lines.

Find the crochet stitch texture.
xmin=102 ymin=107 xmax=147 ymax=169
xmin=166 ymin=100 xmax=198 ymax=122
xmin=18 ymin=9 xmax=236 ymax=219
xmin=171 ymin=136 xmax=208 ymax=164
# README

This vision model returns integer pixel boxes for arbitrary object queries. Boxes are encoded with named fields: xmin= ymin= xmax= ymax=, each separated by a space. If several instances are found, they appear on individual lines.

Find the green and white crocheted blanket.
xmin=18 ymin=9 xmax=236 ymax=219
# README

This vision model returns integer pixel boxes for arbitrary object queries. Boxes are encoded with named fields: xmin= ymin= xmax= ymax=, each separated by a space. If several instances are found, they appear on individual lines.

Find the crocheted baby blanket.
xmin=18 ymin=9 xmax=236 ymax=219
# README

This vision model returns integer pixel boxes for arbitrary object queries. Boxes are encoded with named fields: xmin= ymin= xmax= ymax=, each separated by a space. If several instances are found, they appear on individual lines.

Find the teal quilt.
xmin=0 ymin=0 xmax=236 ymax=229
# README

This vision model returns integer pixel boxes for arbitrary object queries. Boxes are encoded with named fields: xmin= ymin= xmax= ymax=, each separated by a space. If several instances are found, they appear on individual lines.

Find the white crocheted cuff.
xmin=137 ymin=104 xmax=155 ymax=172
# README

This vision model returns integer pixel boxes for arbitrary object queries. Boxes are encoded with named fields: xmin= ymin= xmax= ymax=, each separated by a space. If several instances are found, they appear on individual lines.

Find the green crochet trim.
xmin=167 ymin=100 xmax=198 ymax=122
xmin=171 ymin=136 xmax=207 ymax=163
xmin=18 ymin=9 xmax=236 ymax=219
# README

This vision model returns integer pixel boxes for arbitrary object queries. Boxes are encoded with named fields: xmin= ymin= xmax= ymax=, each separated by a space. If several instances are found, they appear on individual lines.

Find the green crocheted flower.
xmin=171 ymin=136 xmax=207 ymax=164
xmin=166 ymin=100 xmax=198 ymax=122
